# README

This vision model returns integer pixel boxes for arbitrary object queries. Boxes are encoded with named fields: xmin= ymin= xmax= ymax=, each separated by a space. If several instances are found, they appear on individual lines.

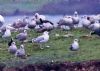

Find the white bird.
xmin=15 ymin=30 xmax=27 ymax=43
xmin=15 ymin=44 xmax=25 ymax=58
xmin=12 ymin=17 xmax=29 ymax=29
xmin=12 ymin=19 xmax=22 ymax=29
xmin=2 ymin=26 xmax=11 ymax=38
xmin=28 ymin=19 xmax=36 ymax=29
xmin=42 ymin=22 xmax=54 ymax=31
xmin=0 ymin=15 xmax=5 ymax=27
xmin=69 ymin=39 xmax=79 ymax=51
xmin=35 ymin=13 xmax=46 ymax=20
xmin=34 ymin=13 xmax=46 ymax=25
xmin=96 ymin=14 xmax=100 ymax=23
xmin=58 ymin=16 xmax=73 ymax=29
xmin=72 ymin=11 xmax=80 ymax=27
xmin=35 ymin=18 xmax=54 ymax=33
xmin=89 ymin=15 xmax=96 ymax=24
xmin=8 ymin=42 xmax=17 ymax=54
xmin=89 ymin=21 xmax=100 ymax=31
xmin=32 ymin=31 xmax=49 ymax=49
xmin=82 ymin=16 xmax=91 ymax=29
xmin=22 ymin=16 xmax=29 ymax=27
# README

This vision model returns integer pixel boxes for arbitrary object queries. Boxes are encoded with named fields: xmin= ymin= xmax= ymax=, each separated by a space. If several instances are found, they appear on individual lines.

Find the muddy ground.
xmin=0 ymin=60 xmax=100 ymax=71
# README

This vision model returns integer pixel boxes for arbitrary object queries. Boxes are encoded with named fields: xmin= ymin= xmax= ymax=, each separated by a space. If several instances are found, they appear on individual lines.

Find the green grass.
xmin=0 ymin=28 xmax=100 ymax=67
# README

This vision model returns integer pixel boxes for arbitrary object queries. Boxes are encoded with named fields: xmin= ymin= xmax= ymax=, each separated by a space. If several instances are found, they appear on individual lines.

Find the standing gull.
xmin=8 ymin=42 xmax=17 ymax=54
xmin=32 ymin=31 xmax=49 ymax=49
xmin=89 ymin=21 xmax=100 ymax=31
xmin=15 ymin=30 xmax=27 ymax=43
xmin=69 ymin=39 xmax=79 ymax=51
xmin=15 ymin=44 xmax=26 ymax=58
xmin=0 ymin=15 xmax=5 ymax=27
xmin=28 ymin=19 xmax=36 ymax=29
xmin=58 ymin=16 xmax=74 ymax=29
xmin=36 ymin=19 xmax=54 ymax=32
xmin=81 ymin=16 xmax=91 ymax=29
xmin=2 ymin=26 xmax=11 ymax=38
xmin=34 ymin=13 xmax=46 ymax=25
xmin=72 ymin=11 xmax=80 ymax=27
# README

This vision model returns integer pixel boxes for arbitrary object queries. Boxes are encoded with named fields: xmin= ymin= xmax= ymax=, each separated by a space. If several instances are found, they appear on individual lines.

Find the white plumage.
xmin=28 ymin=19 xmax=36 ymax=29
xmin=70 ymin=39 xmax=79 ymax=51
xmin=8 ymin=42 xmax=17 ymax=54
xmin=15 ymin=44 xmax=25 ymax=58
xmin=0 ymin=15 xmax=5 ymax=23
xmin=16 ymin=30 xmax=27 ymax=42
xmin=42 ymin=22 xmax=53 ymax=30
xmin=72 ymin=11 xmax=80 ymax=26
xmin=35 ymin=13 xmax=46 ymax=20
xmin=32 ymin=31 xmax=49 ymax=49
xmin=2 ymin=27 xmax=11 ymax=38
xmin=82 ymin=16 xmax=91 ymax=28
xmin=89 ymin=21 xmax=100 ymax=31
xmin=32 ymin=31 xmax=49 ymax=43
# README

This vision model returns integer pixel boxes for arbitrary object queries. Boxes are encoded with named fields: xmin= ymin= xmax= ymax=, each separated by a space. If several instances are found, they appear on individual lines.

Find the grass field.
xmin=0 ymin=28 xmax=100 ymax=67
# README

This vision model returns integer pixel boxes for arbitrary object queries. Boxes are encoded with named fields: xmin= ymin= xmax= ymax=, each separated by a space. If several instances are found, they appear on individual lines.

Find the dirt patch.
xmin=1 ymin=60 xmax=100 ymax=71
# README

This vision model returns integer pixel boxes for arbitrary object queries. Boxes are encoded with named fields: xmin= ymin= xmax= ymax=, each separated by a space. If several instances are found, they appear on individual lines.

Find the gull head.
xmin=20 ymin=44 xmax=24 ymax=49
xmin=23 ymin=30 xmax=27 ymax=33
xmin=43 ymin=31 xmax=49 ymax=35
xmin=74 ymin=11 xmax=78 ymax=15
xmin=12 ymin=42 xmax=16 ymax=45
xmin=74 ymin=39 xmax=79 ymax=42
xmin=35 ymin=13 xmax=39 ymax=19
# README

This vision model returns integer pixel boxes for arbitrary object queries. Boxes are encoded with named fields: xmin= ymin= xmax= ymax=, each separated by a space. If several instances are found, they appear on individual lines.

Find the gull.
xmin=28 ymin=19 xmax=36 ymax=29
xmin=58 ymin=16 xmax=74 ymax=29
xmin=34 ymin=13 xmax=46 ymax=25
xmin=35 ymin=19 xmax=54 ymax=33
xmin=82 ymin=16 xmax=91 ymax=29
xmin=32 ymin=31 xmax=49 ymax=49
xmin=8 ymin=42 xmax=17 ymax=54
xmin=72 ymin=11 xmax=80 ymax=27
xmin=2 ymin=26 xmax=11 ymax=38
xmin=0 ymin=15 xmax=5 ymax=27
xmin=69 ymin=39 xmax=79 ymax=51
xmin=89 ymin=21 xmax=100 ymax=31
xmin=15 ymin=44 xmax=26 ymax=58
xmin=15 ymin=30 xmax=27 ymax=43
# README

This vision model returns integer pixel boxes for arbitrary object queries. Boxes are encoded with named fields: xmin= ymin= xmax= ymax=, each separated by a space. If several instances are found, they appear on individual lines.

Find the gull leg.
xmin=40 ymin=44 xmax=43 ymax=49
xmin=43 ymin=43 xmax=45 ymax=48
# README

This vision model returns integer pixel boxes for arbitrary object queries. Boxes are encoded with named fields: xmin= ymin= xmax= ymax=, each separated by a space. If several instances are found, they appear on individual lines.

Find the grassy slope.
xmin=0 ymin=28 xmax=100 ymax=67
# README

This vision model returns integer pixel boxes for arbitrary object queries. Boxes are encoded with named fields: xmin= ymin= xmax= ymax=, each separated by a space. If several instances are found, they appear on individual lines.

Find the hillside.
xmin=0 ymin=0 xmax=100 ymax=15
xmin=40 ymin=0 xmax=100 ymax=14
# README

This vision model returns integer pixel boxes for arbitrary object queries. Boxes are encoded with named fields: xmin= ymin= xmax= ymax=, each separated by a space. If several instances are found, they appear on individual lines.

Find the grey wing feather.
xmin=16 ymin=33 xmax=26 ymax=40
xmin=33 ymin=36 xmax=44 ymax=43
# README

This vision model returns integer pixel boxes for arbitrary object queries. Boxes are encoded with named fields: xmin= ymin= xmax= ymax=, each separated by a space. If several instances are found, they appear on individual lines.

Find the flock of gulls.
xmin=0 ymin=11 xmax=100 ymax=58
